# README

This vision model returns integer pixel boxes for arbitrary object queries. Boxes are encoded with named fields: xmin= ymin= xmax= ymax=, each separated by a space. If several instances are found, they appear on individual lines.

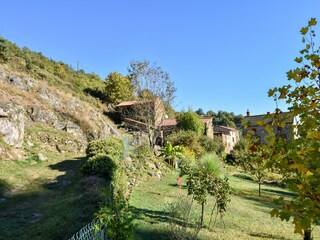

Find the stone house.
xmin=242 ymin=110 xmax=297 ymax=143
xmin=213 ymin=125 xmax=240 ymax=153
xmin=116 ymin=97 xmax=166 ymax=130
xmin=116 ymin=99 xmax=215 ymax=145
xmin=201 ymin=117 xmax=214 ymax=139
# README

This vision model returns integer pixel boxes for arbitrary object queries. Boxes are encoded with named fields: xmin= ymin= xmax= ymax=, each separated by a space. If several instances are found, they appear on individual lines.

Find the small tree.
xmin=105 ymin=72 xmax=134 ymax=104
xmin=185 ymin=154 xmax=230 ymax=227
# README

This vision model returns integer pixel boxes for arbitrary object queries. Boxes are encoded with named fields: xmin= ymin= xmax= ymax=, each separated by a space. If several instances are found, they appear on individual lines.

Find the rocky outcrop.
xmin=0 ymin=66 xmax=118 ymax=157
xmin=28 ymin=107 xmax=58 ymax=124
xmin=0 ymin=67 xmax=35 ymax=92
xmin=0 ymin=101 xmax=24 ymax=147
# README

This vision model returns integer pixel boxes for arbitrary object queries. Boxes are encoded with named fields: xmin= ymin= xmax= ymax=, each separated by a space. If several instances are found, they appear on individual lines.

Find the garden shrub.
xmin=134 ymin=142 xmax=155 ymax=161
xmin=199 ymin=153 xmax=223 ymax=177
xmin=176 ymin=111 xmax=205 ymax=135
xmin=82 ymin=154 xmax=117 ymax=181
xmin=167 ymin=131 xmax=205 ymax=158
xmin=182 ymin=147 xmax=196 ymax=161
xmin=198 ymin=135 xmax=225 ymax=156
xmin=86 ymin=137 xmax=125 ymax=161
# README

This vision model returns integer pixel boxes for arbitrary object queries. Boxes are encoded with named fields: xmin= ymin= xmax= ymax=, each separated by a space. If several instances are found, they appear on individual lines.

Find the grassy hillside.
xmin=0 ymin=37 xmax=106 ymax=103
xmin=130 ymin=172 xmax=320 ymax=240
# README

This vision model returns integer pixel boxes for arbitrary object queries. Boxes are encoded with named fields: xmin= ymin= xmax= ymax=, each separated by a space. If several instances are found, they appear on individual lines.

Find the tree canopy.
xmin=176 ymin=111 xmax=204 ymax=135
xmin=127 ymin=60 xmax=176 ymax=148
xmin=252 ymin=18 xmax=320 ymax=239
xmin=105 ymin=72 xmax=134 ymax=104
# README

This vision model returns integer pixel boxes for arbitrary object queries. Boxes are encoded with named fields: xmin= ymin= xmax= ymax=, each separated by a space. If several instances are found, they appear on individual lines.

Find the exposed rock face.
xmin=0 ymin=101 xmax=24 ymax=147
xmin=0 ymin=69 xmax=35 ymax=92
xmin=38 ymin=88 xmax=63 ymax=110
xmin=28 ymin=107 xmax=58 ymax=124
xmin=0 ymin=66 xmax=118 ymax=157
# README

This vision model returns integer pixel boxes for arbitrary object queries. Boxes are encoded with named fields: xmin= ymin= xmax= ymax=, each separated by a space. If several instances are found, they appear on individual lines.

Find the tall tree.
xmin=105 ymin=72 xmax=134 ymax=104
xmin=195 ymin=108 xmax=204 ymax=116
xmin=128 ymin=60 xmax=176 ymax=148
xmin=258 ymin=18 xmax=320 ymax=240
xmin=206 ymin=110 xmax=216 ymax=117
xmin=176 ymin=110 xmax=205 ymax=135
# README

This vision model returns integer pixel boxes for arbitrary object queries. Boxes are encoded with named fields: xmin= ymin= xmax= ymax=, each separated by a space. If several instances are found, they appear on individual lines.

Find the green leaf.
xmin=294 ymin=57 xmax=303 ymax=63
xmin=308 ymin=18 xmax=317 ymax=27
xmin=279 ymin=211 xmax=291 ymax=221
xmin=268 ymin=88 xmax=277 ymax=97
xmin=300 ymin=27 xmax=309 ymax=35
xmin=294 ymin=223 xmax=303 ymax=235
xmin=270 ymin=209 xmax=279 ymax=217
xmin=310 ymin=54 xmax=319 ymax=61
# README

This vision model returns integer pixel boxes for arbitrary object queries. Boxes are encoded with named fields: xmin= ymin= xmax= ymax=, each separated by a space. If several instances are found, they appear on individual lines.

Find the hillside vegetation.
xmin=0 ymin=36 xmax=106 ymax=102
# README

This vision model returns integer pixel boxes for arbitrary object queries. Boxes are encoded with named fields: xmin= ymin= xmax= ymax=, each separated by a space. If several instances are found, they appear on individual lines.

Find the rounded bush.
xmin=86 ymin=137 xmax=125 ymax=161
xmin=82 ymin=154 xmax=117 ymax=181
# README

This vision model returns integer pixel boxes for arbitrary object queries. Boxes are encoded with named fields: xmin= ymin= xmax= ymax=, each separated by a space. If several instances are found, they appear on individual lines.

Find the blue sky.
xmin=1 ymin=1 xmax=319 ymax=115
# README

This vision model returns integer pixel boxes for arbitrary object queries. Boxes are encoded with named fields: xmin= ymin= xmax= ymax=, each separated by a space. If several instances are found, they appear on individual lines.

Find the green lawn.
xmin=130 ymin=173 xmax=320 ymax=240
xmin=0 ymin=154 xmax=102 ymax=240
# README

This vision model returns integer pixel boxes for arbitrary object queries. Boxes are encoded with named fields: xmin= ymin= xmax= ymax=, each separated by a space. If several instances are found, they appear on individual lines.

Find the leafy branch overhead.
xmin=253 ymin=18 xmax=320 ymax=239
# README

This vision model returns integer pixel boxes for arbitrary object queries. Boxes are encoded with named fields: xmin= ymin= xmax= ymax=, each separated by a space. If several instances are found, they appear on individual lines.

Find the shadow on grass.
xmin=263 ymin=188 xmax=297 ymax=198
xmin=130 ymin=206 xmax=171 ymax=223
xmin=135 ymin=228 xmax=172 ymax=240
xmin=232 ymin=179 xmax=297 ymax=210
xmin=249 ymin=232 xmax=292 ymax=240
xmin=131 ymin=206 xmax=201 ymax=240
xmin=0 ymin=178 xmax=12 ymax=197
xmin=0 ymin=156 xmax=100 ymax=240
xmin=44 ymin=157 xmax=86 ymax=190
xmin=168 ymin=183 xmax=187 ymax=189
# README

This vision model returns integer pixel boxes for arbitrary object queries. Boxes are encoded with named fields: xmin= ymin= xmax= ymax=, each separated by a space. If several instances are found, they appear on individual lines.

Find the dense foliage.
xmin=105 ymin=72 xmax=134 ymax=104
xmin=176 ymin=111 xmax=205 ymax=134
xmin=82 ymin=136 xmax=134 ymax=239
xmin=206 ymin=110 xmax=244 ymax=128
xmin=0 ymin=37 xmax=9 ymax=63
xmin=82 ymin=154 xmax=117 ymax=181
xmin=83 ymin=137 xmax=125 ymax=180
xmin=167 ymin=130 xmax=224 ymax=158
xmin=159 ymin=142 xmax=184 ymax=169
xmin=85 ymin=137 xmax=125 ymax=160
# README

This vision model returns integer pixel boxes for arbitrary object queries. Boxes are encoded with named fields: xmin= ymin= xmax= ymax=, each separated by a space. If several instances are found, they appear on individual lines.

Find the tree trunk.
xmin=200 ymin=202 xmax=205 ymax=227
xmin=304 ymin=229 xmax=312 ymax=240
xmin=147 ymin=126 xmax=154 ymax=149
xmin=258 ymin=181 xmax=261 ymax=197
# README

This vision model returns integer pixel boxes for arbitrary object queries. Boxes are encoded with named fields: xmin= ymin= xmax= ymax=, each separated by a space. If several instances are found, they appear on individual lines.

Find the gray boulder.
xmin=0 ymin=101 xmax=24 ymax=147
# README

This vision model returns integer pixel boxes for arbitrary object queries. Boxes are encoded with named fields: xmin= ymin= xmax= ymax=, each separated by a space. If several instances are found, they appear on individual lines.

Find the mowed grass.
xmin=130 ymin=173 xmax=320 ymax=240
xmin=0 ymin=153 xmax=101 ymax=240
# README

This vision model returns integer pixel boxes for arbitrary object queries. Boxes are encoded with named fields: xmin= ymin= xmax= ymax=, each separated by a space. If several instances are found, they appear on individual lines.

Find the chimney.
xmin=246 ymin=109 xmax=250 ymax=117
